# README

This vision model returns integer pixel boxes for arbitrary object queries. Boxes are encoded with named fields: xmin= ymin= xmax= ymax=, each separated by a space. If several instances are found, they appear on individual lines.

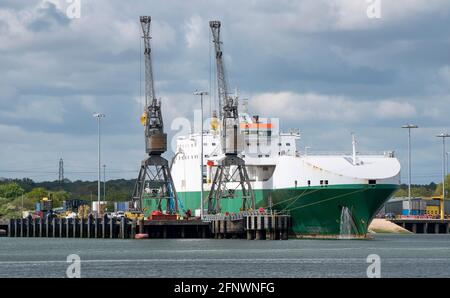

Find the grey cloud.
xmin=0 ymin=0 xmax=449 ymax=183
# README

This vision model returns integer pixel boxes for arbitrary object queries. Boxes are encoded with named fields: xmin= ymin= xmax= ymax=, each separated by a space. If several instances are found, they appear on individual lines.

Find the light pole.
xmin=402 ymin=124 xmax=418 ymax=215
xmin=93 ymin=113 xmax=105 ymax=217
xmin=446 ymin=152 xmax=450 ymax=176
xmin=194 ymin=90 xmax=208 ymax=220
xmin=103 ymin=164 xmax=106 ymax=201
xmin=436 ymin=133 xmax=450 ymax=220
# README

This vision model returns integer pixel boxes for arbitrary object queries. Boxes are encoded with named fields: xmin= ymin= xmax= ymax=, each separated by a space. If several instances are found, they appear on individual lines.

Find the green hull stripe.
xmin=143 ymin=184 xmax=398 ymax=236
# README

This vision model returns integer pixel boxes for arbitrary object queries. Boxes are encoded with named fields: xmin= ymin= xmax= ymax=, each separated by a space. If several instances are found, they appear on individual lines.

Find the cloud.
xmin=0 ymin=0 xmax=449 ymax=183
xmin=185 ymin=15 xmax=204 ymax=49
xmin=438 ymin=65 xmax=450 ymax=83
xmin=250 ymin=92 xmax=417 ymax=122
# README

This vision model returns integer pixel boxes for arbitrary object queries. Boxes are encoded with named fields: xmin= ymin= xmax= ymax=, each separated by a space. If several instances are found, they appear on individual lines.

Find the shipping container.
xmin=401 ymin=209 xmax=425 ymax=216
xmin=426 ymin=206 xmax=440 ymax=216
xmin=114 ymin=201 xmax=131 ymax=212
xmin=385 ymin=200 xmax=403 ymax=215
xmin=401 ymin=198 xmax=426 ymax=211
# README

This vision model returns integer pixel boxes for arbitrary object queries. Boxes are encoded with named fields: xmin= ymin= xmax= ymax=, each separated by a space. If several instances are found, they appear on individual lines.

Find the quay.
xmin=3 ymin=212 xmax=291 ymax=240
xmin=390 ymin=219 xmax=450 ymax=234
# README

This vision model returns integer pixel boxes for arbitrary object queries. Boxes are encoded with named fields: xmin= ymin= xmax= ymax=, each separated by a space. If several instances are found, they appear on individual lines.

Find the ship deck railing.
xmin=297 ymin=151 xmax=395 ymax=158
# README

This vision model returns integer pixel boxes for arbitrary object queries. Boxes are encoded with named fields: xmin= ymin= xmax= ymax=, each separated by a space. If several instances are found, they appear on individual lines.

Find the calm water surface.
xmin=0 ymin=234 xmax=449 ymax=278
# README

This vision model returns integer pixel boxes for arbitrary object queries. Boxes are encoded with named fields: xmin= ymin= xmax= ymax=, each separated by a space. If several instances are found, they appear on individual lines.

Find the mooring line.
xmin=286 ymin=188 xmax=367 ymax=212
xmin=264 ymin=188 xmax=321 ymax=209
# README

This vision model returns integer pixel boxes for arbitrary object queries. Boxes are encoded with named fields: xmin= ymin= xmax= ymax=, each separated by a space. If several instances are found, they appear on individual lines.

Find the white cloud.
xmin=185 ymin=15 xmax=204 ymax=49
xmin=374 ymin=100 xmax=416 ymax=119
xmin=250 ymin=91 xmax=417 ymax=122
xmin=0 ymin=98 xmax=65 ymax=124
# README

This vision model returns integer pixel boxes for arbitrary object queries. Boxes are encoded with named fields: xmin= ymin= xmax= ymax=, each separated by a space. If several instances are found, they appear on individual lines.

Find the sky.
xmin=0 ymin=0 xmax=449 ymax=183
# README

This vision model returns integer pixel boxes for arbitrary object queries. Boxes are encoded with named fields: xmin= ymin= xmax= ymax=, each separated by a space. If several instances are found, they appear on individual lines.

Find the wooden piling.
xmin=34 ymin=218 xmax=39 ymax=237
xmin=120 ymin=217 xmax=126 ymax=239
xmin=131 ymin=219 xmax=137 ymax=239
xmin=52 ymin=218 xmax=57 ymax=237
xmin=39 ymin=218 xmax=47 ymax=237
xmin=8 ymin=219 xmax=14 ymax=237
xmin=102 ymin=217 xmax=107 ymax=239
xmin=110 ymin=218 xmax=114 ymax=239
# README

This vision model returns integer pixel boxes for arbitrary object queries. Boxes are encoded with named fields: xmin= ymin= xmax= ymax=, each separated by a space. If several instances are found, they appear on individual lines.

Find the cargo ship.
xmin=168 ymin=112 xmax=401 ymax=239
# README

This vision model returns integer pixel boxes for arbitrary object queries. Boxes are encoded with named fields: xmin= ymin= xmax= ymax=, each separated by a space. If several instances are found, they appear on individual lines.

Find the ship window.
xmin=295 ymin=180 xmax=298 ymax=188
xmin=278 ymin=143 xmax=282 ymax=146
xmin=212 ymin=143 xmax=216 ymax=146
xmin=320 ymin=180 xmax=323 ymax=186
xmin=247 ymin=143 xmax=250 ymax=146
xmin=369 ymin=180 xmax=376 ymax=185
xmin=258 ymin=155 xmax=263 ymax=158
xmin=307 ymin=180 xmax=311 ymax=186
xmin=265 ymin=155 xmax=270 ymax=158
xmin=325 ymin=180 xmax=329 ymax=185
xmin=286 ymin=143 xmax=291 ymax=146
xmin=263 ymin=166 xmax=268 ymax=171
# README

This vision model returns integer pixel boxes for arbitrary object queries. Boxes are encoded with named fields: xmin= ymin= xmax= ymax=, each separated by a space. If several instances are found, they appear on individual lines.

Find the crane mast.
xmin=140 ymin=16 xmax=166 ymax=155
xmin=210 ymin=21 xmax=237 ymax=121
xmin=210 ymin=21 xmax=239 ymax=156
xmin=141 ymin=16 xmax=156 ymax=107
xmin=131 ymin=16 xmax=178 ymax=215
xmin=206 ymin=20 xmax=255 ymax=215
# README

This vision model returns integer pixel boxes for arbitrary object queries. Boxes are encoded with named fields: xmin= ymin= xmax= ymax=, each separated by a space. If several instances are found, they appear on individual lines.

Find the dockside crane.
xmin=131 ymin=16 xmax=178 ymax=214
xmin=207 ymin=20 xmax=255 ymax=214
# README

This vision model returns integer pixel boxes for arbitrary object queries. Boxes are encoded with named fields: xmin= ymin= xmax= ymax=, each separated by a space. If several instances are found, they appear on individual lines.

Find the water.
xmin=0 ymin=234 xmax=449 ymax=278
xmin=339 ymin=206 xmax=354 ymax=239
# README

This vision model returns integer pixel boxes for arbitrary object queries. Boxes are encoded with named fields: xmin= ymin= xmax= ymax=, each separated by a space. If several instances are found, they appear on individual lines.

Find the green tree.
xmin=25 ymin=187 xmax=49 ymax=203
xmin=51 ymin=191 xmax=70 ymax=207
xmin=0 ymin=183 xmax=25 ymax=199
xmin=433 ymin=174 xmax=450 ymax=197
